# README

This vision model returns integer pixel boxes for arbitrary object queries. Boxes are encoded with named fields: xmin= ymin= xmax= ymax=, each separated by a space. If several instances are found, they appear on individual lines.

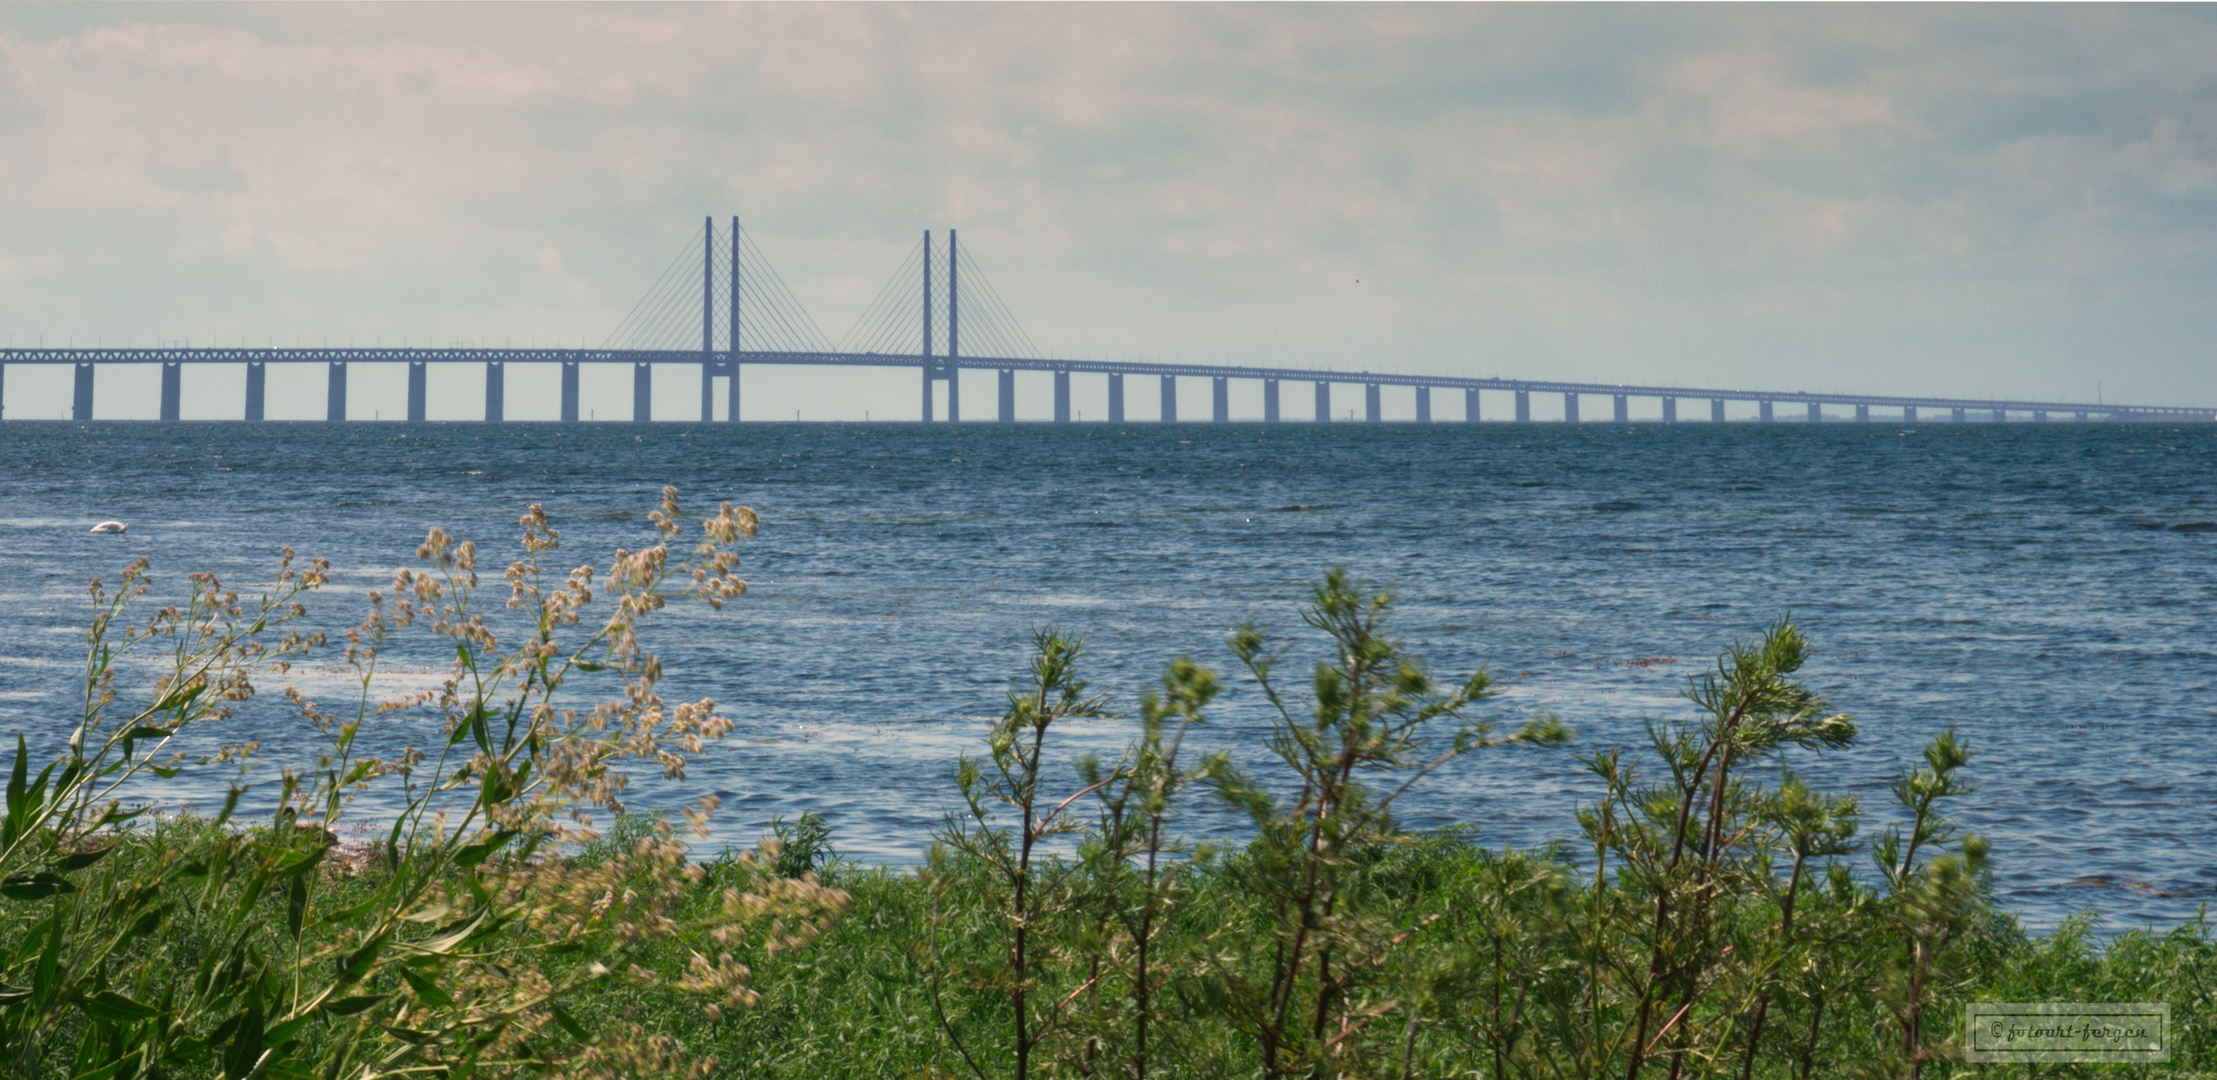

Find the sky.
xmin=1 ymin=2 xmax=2214 ymax=421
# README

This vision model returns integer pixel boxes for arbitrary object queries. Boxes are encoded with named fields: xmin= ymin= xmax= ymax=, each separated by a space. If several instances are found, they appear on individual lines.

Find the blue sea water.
xmin=1 ymin=420 xmax=2212 ymax=933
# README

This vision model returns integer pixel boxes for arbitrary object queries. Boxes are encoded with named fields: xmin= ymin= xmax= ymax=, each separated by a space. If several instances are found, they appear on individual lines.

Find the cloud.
xmin=0 ymin=3 xmax=2213 ymax=413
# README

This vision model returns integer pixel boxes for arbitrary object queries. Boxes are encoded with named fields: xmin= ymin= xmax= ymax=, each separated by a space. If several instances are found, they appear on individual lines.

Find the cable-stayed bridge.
xmin=0 ymin=217 xmax=2208 ymax=424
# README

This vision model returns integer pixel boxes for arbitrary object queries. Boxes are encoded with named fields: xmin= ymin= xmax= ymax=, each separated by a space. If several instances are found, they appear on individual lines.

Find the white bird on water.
xmin=89 ymin=521 xmax=127 ymax=534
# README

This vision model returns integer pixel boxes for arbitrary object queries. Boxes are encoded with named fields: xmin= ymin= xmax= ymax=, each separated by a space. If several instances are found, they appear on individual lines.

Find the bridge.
xmin=1 ymin=218 xmax=2208 ymax=425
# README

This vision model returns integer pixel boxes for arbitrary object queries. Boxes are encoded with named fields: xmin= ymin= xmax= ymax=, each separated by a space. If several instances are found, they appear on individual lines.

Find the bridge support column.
xmin=325 ymin=362 xmax=346 ymax=422
xmin=1952 ymin=407 xmax=1966 ymax=422
xmin=633 ymin=363 xmax=652 ymax=422
xmin=1808 ymin=402 xmax=1823 ymax=424
xmin=1315 ymin=381 xmax=1330 ymax=422
xmin=1991 ymin=409 xmax=2006 ymax=423
xmin=1212 ymin=377 xmax=1229 ymax=422
xmin=1613 ymin=394 xmax=1629 ymax=422
xmin=700 ymin=363 xmax=715 ymax=423
xmin=728 ymin=363 xmax=741 ymax=423
xmin=1855 ymin=404 xmax=1870 ymax=423
xmin=1711 ymin=398 xmax=1725 ymax=423
xmin=1563 ymin=393 xmax=1579 ymax=423
xmin=1108 ymin=374 xmax=1124 ymax=422
xmin=1160 ymin=375 xmax=1177 ymax=422
xmin=2034 ymin=411 xmax=2048 ymax=422
xmin=72 ymin=363 xmax=94 ymax=421
xmin=1366 ymin=384 xmax=1381 ymax=422
xmin=160 ymin=363 xmax=182 ymax=421
xmin=2074 ymin=411 xmax=2088 ymax=422
xmin=1054 ymin=371 xmax=1070 ymax=422
xmin=246 ymin=363 xmax=266 ymax=421
xmin=1515 ymin=391 xmax=1530 ymax=422
xmin=999 ymin=369 xmax=1016 ymax=423
xmin=1416 ymin=386 xmax=1431 ymax=423
xmin=0 ymin=363 xmax=6 ymax=420
xmin=1904 ymin=406 xmax=1917 ymax=423
xmin=920 ymin=369 xmax=933 ymax=423
xmin=1661 ymin=397 xmax=1676 ymax=423
xmin=1758 ymin=400 xmax=1774 ymax=423
xmin=1465 ymin=388 xmax=1480 ymax=422
xmin=1263 ymin=379 xmax=1280 ymax=422
xmin=561 ymin=363 xmax=580 ymax=422
xmin=407 ymin=363 xmax=427 ymax=422
xmin=947 ymin=371 xmax=960 ymax=422
xmin=485 ymin=362 xmax=504 ymax=422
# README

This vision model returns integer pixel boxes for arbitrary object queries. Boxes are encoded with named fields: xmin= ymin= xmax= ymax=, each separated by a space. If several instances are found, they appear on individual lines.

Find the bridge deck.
xmin=0 ymin=348 xmax=2205 ymax=419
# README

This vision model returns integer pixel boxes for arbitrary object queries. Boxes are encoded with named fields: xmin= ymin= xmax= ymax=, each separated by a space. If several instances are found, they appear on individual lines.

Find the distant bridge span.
xmin=3 ymin=218 xmax=2208 ymax=424
xmin=0 ymin=346 xmax=2205 ymax=423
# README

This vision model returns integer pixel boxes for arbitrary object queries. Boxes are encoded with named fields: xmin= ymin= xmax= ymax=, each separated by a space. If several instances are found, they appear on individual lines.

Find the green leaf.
xmin=79 ymin=990 xmax=160 ymax=1024
xmin=220 ymin=1005 xmax=265 ymax=1080
xmin=396 ymin=966 xmax=454 ymax=1008
xmin=3 ymin=872 xmax=76 ymax=901
xmin=0 ymin=983 xmax=30 ymax=1005
xmin=381 ymin=1025 xmax=437 ymax=1046
xmin=320 ymin=994 xmax=387 ymax=1017
xmin=452 ymin=830 xmax=514 ymax=869
xmin=335 ymin=930 xmax=391 ymax=986
xmin=314 ymin=892 xmax=380 ymax=929
xmin=286 ymin=874 xmax=308 ymax=941
xmin=548 ymin=1002 xmax=590 ymax=1041
xmin=120 ymin=725 xmax=175 ymax=742
xmin=54 ymin=846 xmax=111 ymax=872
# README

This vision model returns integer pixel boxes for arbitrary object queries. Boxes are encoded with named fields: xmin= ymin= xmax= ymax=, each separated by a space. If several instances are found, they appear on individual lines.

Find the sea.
xmin=1 ymin=420 xmax=2211 ymax=934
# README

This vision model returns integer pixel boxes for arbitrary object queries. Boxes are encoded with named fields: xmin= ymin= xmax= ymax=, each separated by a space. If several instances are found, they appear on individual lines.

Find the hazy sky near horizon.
xmin=2 ymin=3 xmax=2215 ymax=420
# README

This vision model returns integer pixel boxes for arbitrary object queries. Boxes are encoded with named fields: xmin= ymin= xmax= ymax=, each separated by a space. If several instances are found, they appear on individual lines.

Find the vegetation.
xmin=0 ymin=496 xmax=2207 ymax=1078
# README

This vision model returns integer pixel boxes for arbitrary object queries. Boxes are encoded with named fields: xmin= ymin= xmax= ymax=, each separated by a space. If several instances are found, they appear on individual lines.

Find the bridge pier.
xmin=1759 ymin=400 xmax=1774 ymax=423
xmin=1855 ymin=404 xmax=1870 ymax=423
xmin=485 ymin=362 xmax=504 ymax=422
xmin=326 ymin=362 xmax=346 ymax=422
xmin=1613 ymin=394 xmax=1629 ymax=422
xmin=1563 ymin=393 xmax=1579 ymax=423
xmin=1160 ymin=375 xmax=1177 ymax=422
xmin=1904 ymin=406 xmax=1917 ymax=423
xmin=999 ymin=369 xmax=1016 ymax=423
xmin=1054 ymin=371 xmax=1070 ymax=422
xmin=1213 ymin=377 xmax=1229 ymax=422
xmin=1807 ymin=402 xmax=1822 ymax=423
xmin=1108 ymin=373 xmax=1124 ymax=422
xmin=1264 ymin=379 xmax=1280 ymax=422
xmin=700 ymin=363 xmax=715 ymax=422
xmin=634 ymin=363 xmax=652 ymax=422
xmin=1315 ymin=381 xmax=1330 ymax=422
xmin=1991 ymin=409 xmax=2006 ymax=423
xmin=1416 ymin=386 xmax=1431 ymax=423
xmin=1952 ymin=407 xmax=1966 ymax=422
xmin=2034 ymin=411 xmax=2048 ymax=422
xmin=1515 ymin=391 xmax=1530 ymax=422
xmin=561 ymin=363 xmax=580 ymax=422
xmin=407 ymin=362 xmax=427 ymax=422
xmin=1465 ymin=388 xmax=1479 ymax=422
xmin=72 ymin=363 xmax=93 ymax=420
xmin=2075 ymin=411 xmax=2088 ymax=422
xmin=246 ymin=363 xmax=266 ymax=421
xmin=160 ymin=363 xmax=181 ymax=421
xmin=1711 ymin=398 xmax=1725 ymax=423
xmin=1366 ymin=383 xmax=1381 ymax=423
